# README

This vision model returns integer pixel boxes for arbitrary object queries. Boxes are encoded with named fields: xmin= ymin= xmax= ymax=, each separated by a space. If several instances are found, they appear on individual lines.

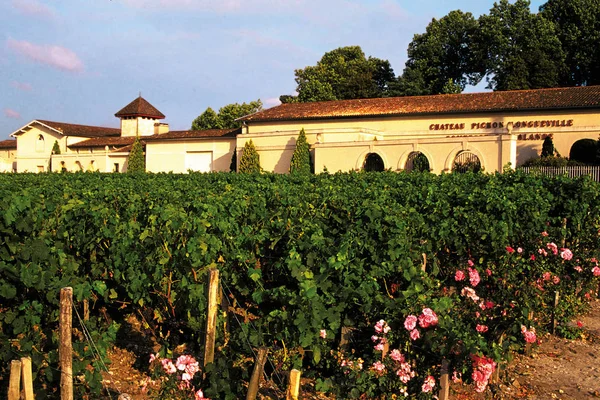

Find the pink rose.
xmin=506 ymin=246 xmax=515 ymax=253
xmin=371 ymin=361 xmax=385 ymax=372
xmin=404 ymin=315 xmax=417 ymax=331
xmin=560 ymin=248 xmax=573 ymax=260
xmin=320 ymin=329 xmax=327 ymax=339
xmin=421 ymin=375 xmax=435 ymax=393
xmin=574 ymin=266 xmax=583 ymax=272
xmin=195 ymin=389 xmax=209 ymax=400
xmin=468 ymin=268 xmax=480 ymax=287
xmin=455 ymin=270 xmax=465 ymax=281
xmin=593 ymin=266 xmax=600 ymax=277
xmin=541 ymin=231 xmax=549 ymax=237
xmin=467 ymin=260 xmax=474 ymax=267
xmin=410 ymin=329 xmax=420 ymax=340
xmin=517 ymin=247 xmax=523 ymax=253
xmin=547 ymin=242 xmax=558 ymax=255
xmin=476 ymin=324 xmax=489 ymax=333
xmin=374 ymin=342 xmax=385 ymax=351
xmin=389 ymin=349 xmax=404 ymax=362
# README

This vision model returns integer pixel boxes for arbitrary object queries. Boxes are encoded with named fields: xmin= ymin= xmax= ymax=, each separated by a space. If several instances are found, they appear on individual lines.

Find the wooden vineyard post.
xmin=552 ymin=291 xmax=560 ymax=335
xmin=204 ymin=269 xmax=219 ymax=367
xmin=421 ymin=253 xmax=427 ymax=272
xmin=21 ymin=357 xmax=34 ymax=400
xmin=60 ymin=287 xmax=73 ymax=400
xmin=491 ymin=334 xmax=505 ymax=384
xmin=83 ymin=299 xmax=90 ymax=321
xmin=246 ymin=347 xmax=268 ymax=400
xmin=8 ymin=359 xmax=22 ymax=400
xmin=438 ymin=359 xmax=450 ymax=400
xmin=339 ymin=326 xmax=352 ymax=349
xmin=286 ymin=369 xmax=301 ymax=400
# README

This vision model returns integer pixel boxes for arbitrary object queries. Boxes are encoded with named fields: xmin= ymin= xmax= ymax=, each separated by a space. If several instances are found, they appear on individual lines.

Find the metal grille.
xmin=452 ymin=151 xmax=481 ymax=173
xmin=405 ymin=152 xmax=430 ymax=172
xmin=363 ymin=153 xmax=385 ymax=172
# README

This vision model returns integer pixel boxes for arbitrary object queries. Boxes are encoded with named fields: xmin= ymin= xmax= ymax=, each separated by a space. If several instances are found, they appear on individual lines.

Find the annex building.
xmin=5 ymin=85 xmax=600 ymax=174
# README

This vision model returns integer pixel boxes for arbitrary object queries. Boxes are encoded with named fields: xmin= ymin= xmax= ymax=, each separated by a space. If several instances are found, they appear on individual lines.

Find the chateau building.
xmin=7 ymin=85 xmax=600 ymax=174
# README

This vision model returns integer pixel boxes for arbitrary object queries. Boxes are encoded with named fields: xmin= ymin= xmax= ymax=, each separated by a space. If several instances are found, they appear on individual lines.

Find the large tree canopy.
xmin=191 ymin=100 xmax=262 ymax=130
xmin=478 ymin=0 xmax=565 ymax=91
xmin=281 ymin=46 xmax=397 ymax=103
xmin=540 ymin=0 xmax=600 ymax=86
xmin=401 ymin=10 xmax=485 ymax=95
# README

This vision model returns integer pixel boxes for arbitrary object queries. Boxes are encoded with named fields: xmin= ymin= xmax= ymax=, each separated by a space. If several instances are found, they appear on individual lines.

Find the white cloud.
xmin=3 ymin=109 xmax=21 ymax=119
xmin=7 ymin=38 xmax=84 ymax=72
xmin=263 ymin=97 xmax=282 ymax=108
xmin=11 ymin=81 xmax=32 ymax=91
xmin=11 ymin=0 xmax=56 ymax=19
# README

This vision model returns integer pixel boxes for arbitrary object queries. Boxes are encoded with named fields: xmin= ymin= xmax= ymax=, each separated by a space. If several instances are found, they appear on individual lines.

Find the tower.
xmin=115 ymin=95 xmax=165 ymax=137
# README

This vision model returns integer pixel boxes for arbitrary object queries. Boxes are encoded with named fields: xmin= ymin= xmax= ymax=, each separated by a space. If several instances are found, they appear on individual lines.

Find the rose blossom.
xmin=521 ymin=325 xmax=537 ymax=343
xmin=541 ymin=231 xmax=549 ymax=237
xmin=517 ymin=247 xmax=523 ymax=253
xmin=574 ymin=266 xmax=583 ymax=273
xmin=410 ymin=329 xmax=420 ymax=340
xmin=547 ymin=242 xmax=558 ymax=255
xmin=422 ymin=376 xmax=436 ymax=393
xmin=320 ymin=329 xmax=327 ymax=339
xmin=371 ymin=335 xmax=379 ymax=342
xmin=455 ymin=270 xmax=465 ymax=281
xmin=418 ymin=308 xmax=438 ymax=328
xmin=552 ymin=275 xmax=560 ymax=284
xmin=371 ymin=361 xmax=385 ymax=372
xmin=161 ymin=359 xmax=177 ymax=374
xmin=374 ymin=342 xmax=385 ymax=351
xmin=560 ymin=248 xmax=573 ymax=260
xmin=468 ymin=268 xmax=480 ymax=287
xmin=506 ymin=246 xmax=515 ymax=253
xmin=538 ymin=248 xmax=548 ymax=256
xmin=404 ymin=315 xmax=417 ymax=331
xmin=461 ymin=287 xmax=480 ymax=302
xmin=476 ymin=324 xmax=489 ymax=333
xmin=389 ymin=349 xmax=404 ymax=362
xmin=195 ymin=389 xmax=209 ymax=400
xmin=592 ymin=266 xmax=600 ymax=277
xmin=467 ymin=259 xmax=474 ymax=267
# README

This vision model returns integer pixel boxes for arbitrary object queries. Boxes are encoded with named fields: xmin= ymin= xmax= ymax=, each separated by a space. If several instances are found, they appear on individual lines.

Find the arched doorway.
xmin=453 ymin=151 xmax=482 ymax=173
xmin=405 ymin=151 xmax=430 ymax=172
xmin=363 ymin=153 xmax=385 ymax=172
xmin=569 ymin=139 xmax=597 ymax=164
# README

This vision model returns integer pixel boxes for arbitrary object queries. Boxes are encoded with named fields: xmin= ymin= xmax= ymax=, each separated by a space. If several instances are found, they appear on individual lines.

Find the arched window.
xmin=363 ymin=153 xmax=385 ymax=172
xmin=569 ymin=139 xmax=597 ymax=164
xmin=453 ymin=151 xmax=482 ymax=173
xmin=405 ymin=152 xmax=430 ymax=172
xmin=36 ymin=135 xmax=45 ymax=153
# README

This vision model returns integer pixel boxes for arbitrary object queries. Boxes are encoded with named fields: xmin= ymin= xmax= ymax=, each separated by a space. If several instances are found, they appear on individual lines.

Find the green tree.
xmin=441 ymin=79 xmax=462 ymax=94
xmin=127 ymin=136 xmax=145 ymax=173
xmin=540 ymin=0 xmax=600 ymax=86
xmin=51 ymin=140 xmax=61 ymax=155
xmin=287 ymin=46 xmax=397 ymax=102
xmin=289 ymin=128 xmax=312 ymax=174
xmin=238 ymin=140 xmax=261 ymax=173
xmin=402 ymin=10 xmax=485 ymax=95
xmin=541 ymin=136 xmax=555 ymax=157
xmin=479 ymin=0 xmax=566 ymax=91
xmin=229 ymin=149 xmax=237 ymax=172
xmin=191 ymin=107 xmax=223 ymax=130
xmin=191 ymin=100 xmax=262 ymax=130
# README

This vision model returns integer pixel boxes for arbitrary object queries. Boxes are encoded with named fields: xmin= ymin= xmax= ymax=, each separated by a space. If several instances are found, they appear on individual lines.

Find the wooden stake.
xmin=421 ymin=253 xmax=427 ymax=272
xmin=246 ymin=347 xmax=268 ymax=400
xmin=8 ymin=359 xmax=21 ymax=400
xmin=60 ymin=287 xmax=73 ymax=400
xmin=204 ymin=269 xmax=219 ymax=367
xmin=438 ymin=359 xmax=450 ymax=400
xmin=20 ymin=357 xmax=34 ymax=400
xmin=83 ymin=299 xmax=90 ymax=321
xmin=552 ymin=291 xmax=560 ymax=335
xmin=340 ymin=326 xmax=352 ymax=349
xmin=286 ymin=369 xmax=301 ymax=400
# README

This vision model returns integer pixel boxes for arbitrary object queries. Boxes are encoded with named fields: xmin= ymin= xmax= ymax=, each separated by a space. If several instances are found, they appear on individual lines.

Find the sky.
xmin=0 ymin=0 xmax=545 ymax=139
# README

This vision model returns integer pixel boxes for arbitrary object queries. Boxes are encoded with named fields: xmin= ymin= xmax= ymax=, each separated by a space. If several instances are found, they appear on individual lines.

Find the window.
xmin=453 ymin=151 xmax=482 ymax=173
xmin=113 ymin=163 xmax=120 ymax=173
xmin=363 ymin=153 xmax=385 ymax=172
xmin=405 ymin=152 xmax=430 ymax=172
xmin=36 ymin=135 xmax=45 ymax=153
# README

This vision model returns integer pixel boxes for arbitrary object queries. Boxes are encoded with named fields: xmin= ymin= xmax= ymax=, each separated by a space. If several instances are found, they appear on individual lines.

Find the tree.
xmin=191 ymin=100 xmax=262 ymax=130
xmin=541 ymin=136 xmax=555 ymax=157
xmin=191 ymin=107 xmax=223 ymax=130
xmin=52 ymin=140 xmax=61 ymax=155
xmin=289 ymin=128 xmax=312 ymax=174
xmin=441 ymin=79 xmax=462 ymax=94
xmin=238 ymin=140 xmax=261 ymax=173
xmin=401 ymin=10 xmax=485 ymax=95
xmin=127 ymin=136 xmax=145 ymax=173
xmin=286 ymin=46 xmax=397 ymax=102
xmin=478 ymin=0 xmax=566 ymax=91
xmin=540 ymin=0 xmax=600 ymax=86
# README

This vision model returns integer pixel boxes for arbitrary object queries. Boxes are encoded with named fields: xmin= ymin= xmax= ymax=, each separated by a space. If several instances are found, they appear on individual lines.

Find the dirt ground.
xmin=103 ymin=300 xmax=600 ymax=399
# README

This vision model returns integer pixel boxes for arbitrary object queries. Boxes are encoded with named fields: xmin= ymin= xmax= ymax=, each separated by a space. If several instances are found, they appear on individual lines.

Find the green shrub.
xmin=289 ymin=128 xmax=312 ymax=174
xmin=238 ymin=140 xmax=261 ymax=173
xmin=127 ymin=136 xmax=145 ymax=173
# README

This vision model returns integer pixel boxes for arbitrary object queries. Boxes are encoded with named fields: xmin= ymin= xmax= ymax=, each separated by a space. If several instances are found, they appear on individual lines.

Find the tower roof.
xmin=115 ymin=96 xmax=165 ymax=119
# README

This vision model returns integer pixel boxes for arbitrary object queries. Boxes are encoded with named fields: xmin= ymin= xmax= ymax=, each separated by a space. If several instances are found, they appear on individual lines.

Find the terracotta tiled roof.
xmin=68 ymin=128 xmax=238 ymax=149
xmin=36 ymin=120 xmax=121 ymax=138
xmin=68 ymin=136 xmax=137 ymax=148
xmin=0 ymin=139 xmax=17 ymax=149
xmin=146 ymin=128 xmax=240 ymax=140
xmin=240 ymin=86 xmax=600 ymax=122
xmin=115 ymin=97 xmax=165 ymax=119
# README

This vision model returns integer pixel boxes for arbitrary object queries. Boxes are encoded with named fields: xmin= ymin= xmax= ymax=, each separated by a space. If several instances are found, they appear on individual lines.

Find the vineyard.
xmin=1 ymin=170 xmax=600 ymax=399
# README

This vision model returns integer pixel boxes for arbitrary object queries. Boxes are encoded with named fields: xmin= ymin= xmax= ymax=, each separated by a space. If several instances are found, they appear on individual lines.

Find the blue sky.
xmin=0 ymin=0 xmax=545 ymax=139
